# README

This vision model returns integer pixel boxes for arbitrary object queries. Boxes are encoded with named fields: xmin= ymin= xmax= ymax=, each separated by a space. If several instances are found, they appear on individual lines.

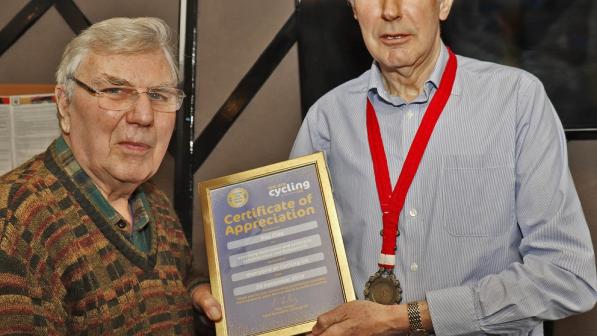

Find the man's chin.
xmin=110 ymin=165 xmax=155 ymax=185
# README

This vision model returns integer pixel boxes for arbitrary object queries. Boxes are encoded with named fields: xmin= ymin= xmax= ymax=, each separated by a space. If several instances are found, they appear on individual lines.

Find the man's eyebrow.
xmin=94 ymin=73 xmax=176 ymax=88
xmin=93 ymin=74 xmax=133 ymax=86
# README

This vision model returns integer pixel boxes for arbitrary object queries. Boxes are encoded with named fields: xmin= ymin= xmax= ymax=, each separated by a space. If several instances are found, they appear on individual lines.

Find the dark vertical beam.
xmin=54 ymin=0 xmax=91 ymax=35
xmin=0 ymin=0 xmax=55 ymax=57
xmin=175 ymin=0 xmax=198 ymax=243
xmin=191 ymin=12 xmax=298 ymax=172
xmin=296 ymin=0 xmax=370 ymax=117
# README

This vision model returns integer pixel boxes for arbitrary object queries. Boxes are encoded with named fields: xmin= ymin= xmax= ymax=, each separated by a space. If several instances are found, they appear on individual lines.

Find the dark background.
xmin=297 ymin=0 xmax=597 ymax=133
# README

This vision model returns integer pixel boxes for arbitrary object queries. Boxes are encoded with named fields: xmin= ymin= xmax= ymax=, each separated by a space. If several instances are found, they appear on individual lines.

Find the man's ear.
xmin=349 ymin=0 xmax=357 ymax=20
xmin=55 ymin=85 xmax=71 ymax=134
xmin=439 ymin=0 xmax=454 ymax=21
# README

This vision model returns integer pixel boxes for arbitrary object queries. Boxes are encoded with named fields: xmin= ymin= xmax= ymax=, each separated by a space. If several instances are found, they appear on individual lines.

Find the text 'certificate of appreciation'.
xmin=199 ymin=152 xmax=355 ymax=336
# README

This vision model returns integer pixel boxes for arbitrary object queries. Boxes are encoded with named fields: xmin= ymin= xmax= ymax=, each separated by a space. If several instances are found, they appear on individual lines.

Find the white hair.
xmin=55 ymin=17 xmax=179 ymax=98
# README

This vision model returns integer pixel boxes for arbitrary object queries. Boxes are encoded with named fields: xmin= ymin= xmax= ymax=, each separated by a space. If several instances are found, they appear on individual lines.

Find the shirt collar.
xmin=50 ymin=136 xmax=151 ymax=231
xmin=367 ymin=42 xmax=460 ymax=106
xmin=130 ymin=190 xmax=151 ymax=231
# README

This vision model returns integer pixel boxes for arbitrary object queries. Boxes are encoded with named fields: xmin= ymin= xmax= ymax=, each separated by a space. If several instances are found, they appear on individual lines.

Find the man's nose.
xmin=381 ymin=0 xmax=402 ymax=21
xmin=126 ymin=93 xmax=154 ymax=126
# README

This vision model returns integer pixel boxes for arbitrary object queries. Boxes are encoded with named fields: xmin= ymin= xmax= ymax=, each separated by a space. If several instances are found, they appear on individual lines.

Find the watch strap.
xmin=407 ymin=301 xmax=428 ymax=335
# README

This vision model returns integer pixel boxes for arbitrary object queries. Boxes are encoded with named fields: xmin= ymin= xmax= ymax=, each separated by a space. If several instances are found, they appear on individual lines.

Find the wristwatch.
xmin=407 ymin=301 xmax=429 ymax=336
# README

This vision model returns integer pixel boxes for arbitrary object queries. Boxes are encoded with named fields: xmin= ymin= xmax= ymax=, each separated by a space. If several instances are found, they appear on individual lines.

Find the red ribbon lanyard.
xmin=367 ymin=49 xmax=457 ymax=269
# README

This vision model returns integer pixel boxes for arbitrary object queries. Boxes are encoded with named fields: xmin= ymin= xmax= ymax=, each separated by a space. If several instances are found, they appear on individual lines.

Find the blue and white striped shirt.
xmin=290 ymin=44 xmax=596 ymax=336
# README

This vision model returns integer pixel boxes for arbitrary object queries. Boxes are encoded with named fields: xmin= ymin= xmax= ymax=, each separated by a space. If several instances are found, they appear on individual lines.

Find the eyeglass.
xmin=70 ymin=77 xmax=185 ymax=113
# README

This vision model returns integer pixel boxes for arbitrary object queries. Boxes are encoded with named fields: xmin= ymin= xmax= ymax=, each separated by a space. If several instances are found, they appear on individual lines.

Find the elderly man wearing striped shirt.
xmin=290 ymin=1 xmax=597 ymax=335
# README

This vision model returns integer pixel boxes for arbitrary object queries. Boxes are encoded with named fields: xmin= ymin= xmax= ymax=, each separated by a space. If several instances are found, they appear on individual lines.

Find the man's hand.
xmin=310 ymin=300 xmax=409 ymax=336
xmin=190 ymin=283 xmax=222 ymax=321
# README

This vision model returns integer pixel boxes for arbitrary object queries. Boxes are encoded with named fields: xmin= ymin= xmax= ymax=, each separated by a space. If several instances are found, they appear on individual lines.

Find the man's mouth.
xmin=382 ymin=34 xmax=408 ymax=40
xmin=119 ymin=141 xmax=151 ymax=153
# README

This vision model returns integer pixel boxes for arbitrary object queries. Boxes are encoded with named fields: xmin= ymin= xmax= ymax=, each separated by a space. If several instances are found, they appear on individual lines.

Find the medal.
xmin=364 ymin=49 xmax=457 ymax=303
xmin=364 ymin=268 xmax=402 ymax=304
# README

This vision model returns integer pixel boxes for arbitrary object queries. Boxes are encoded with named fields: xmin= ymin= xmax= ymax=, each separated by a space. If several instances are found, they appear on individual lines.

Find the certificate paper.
xmin=199 ymin=152 xmax=355 ymax=336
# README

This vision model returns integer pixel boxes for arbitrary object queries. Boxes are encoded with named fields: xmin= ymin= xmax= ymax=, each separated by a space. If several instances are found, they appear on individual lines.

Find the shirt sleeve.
xmin=426 ymin=75 xmax=597 ymax=335
xmin=290 ymin=101 xmax=330 ymax=159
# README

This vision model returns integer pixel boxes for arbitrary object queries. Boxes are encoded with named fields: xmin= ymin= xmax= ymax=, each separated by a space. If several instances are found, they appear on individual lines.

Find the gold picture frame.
xmin=198 ymin=152 xmax=355 ymax=336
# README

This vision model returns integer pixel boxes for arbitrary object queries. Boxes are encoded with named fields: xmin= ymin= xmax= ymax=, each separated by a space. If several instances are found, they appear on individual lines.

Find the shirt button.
xmin=410 ymin=262 xmax=419 ymax=272
xmin=406 ymin=110 xmax=414 ymax=119
xmin=409 ymin=209 xmax=417 ymax=217
xmin=117 ymin=222 xmax=127 ymax=229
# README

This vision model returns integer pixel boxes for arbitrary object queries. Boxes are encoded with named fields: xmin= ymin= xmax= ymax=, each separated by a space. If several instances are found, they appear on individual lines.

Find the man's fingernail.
xmin=208 ymin=307 xmax=221 ymax=320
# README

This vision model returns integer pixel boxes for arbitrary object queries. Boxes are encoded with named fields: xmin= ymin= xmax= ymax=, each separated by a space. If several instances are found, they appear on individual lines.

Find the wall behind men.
xmin=0 ymin=0 xmax=180 ymax=82
xmin=0 ymin=1 xmax=594 ymax=335
xmin=188 ymin=0 xmax=302 ymax=278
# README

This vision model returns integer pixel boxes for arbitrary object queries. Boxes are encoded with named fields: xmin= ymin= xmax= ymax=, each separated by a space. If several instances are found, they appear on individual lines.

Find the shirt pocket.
xmin=440 ymin=154 xmax=515 ymax=237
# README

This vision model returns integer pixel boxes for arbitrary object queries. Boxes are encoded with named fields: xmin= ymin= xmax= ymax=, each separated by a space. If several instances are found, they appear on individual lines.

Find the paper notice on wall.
xmin=0 ymin=94 xmax=59 ymax=176
xmin=0 ymin=103 xmax=13 ymax=175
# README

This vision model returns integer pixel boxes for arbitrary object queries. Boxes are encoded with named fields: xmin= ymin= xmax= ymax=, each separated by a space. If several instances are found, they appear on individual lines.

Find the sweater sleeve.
xmin=0 ymin=179 xmax=67 ymax=335
xmin=0 ymin=250 xmax=66 ymax=335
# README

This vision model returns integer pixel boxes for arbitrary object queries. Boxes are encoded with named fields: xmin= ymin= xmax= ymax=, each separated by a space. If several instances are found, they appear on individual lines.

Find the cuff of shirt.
xmin=426 ymin=285 xmax=481 ymax=336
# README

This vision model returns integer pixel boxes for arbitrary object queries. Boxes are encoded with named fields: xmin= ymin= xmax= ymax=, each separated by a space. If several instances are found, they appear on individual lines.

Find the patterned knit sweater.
xmin=0 ymin=138 xmax=198 ymax=335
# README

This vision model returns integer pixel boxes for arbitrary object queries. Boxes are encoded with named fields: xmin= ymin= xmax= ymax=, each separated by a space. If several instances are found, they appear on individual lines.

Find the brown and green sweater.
xmin=0 ymin=137 xmax=200 ymax=335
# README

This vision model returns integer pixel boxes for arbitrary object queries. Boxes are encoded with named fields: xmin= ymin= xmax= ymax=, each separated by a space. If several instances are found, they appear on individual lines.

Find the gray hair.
xmin=55 ymin=17 xmax=179 ymax=98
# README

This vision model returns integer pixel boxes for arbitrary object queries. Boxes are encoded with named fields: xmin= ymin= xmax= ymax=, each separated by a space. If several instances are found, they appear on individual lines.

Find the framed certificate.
xmin=198 ymin=152 xmax=355 ymax=336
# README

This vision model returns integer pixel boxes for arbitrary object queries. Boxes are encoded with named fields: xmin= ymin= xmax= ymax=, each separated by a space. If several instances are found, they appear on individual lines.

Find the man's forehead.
xmin=78 ymin=51 xmax=175 ymax=86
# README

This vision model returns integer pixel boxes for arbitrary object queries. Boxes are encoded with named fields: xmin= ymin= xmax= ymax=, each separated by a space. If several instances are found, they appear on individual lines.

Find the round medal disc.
xmin=364 ymin=269 xmax=402 ymax=305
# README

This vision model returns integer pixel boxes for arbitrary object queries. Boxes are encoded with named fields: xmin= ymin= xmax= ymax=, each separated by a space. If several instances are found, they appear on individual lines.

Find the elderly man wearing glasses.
xmin=0 ymin=17 xmax=221 ymax=334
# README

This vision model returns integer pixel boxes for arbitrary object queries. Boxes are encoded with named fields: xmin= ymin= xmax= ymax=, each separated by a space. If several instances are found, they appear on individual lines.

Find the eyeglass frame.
xmin=69 ymin=77 xmax=186 ymax=113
